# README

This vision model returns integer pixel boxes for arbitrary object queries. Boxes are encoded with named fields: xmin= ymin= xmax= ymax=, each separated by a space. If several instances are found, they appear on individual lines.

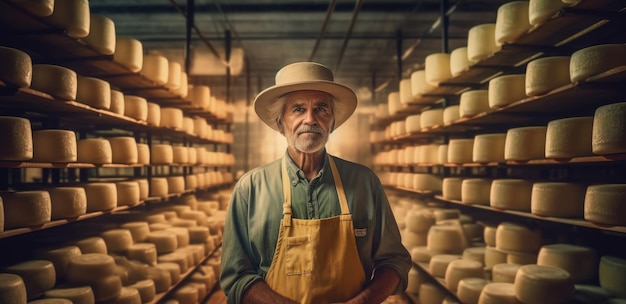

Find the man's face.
xmin=279 ymin=90 xmax=335 ymax=154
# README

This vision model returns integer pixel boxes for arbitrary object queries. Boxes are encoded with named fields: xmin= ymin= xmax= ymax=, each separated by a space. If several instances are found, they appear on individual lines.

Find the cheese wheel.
xmin=571 ymin=44 xmax=626 ymax=83
xmin=504 ymin=126 xmax=547 ymax=161
xmin=140 ymin=54 xmax=168 ymax=85
xmin=76 ymin=76 xmax=111 ymax=110
xmin=0 ymin=117 xmax=32 ymax=161
xmin=410 ymin=70 xmax=435 ymax=97
xmin=0 ymin=273 xmax=27 ymax=304
xmin=176 ymin=71 xmax=189 ymax=98
xmin=488 ymin=74 xmax=526 ymax=109
xmin=37 ymin=246 xmax=81 ymax=280
xmin=123 ymin=95 xmax=148 ymax=121
xmin=425 ymin=53 xmax=452 ymax=85
xmin=495 ymin=222 xmax=542 ymax=253
xmin=492 ymin=263 xmax=520 ymax=283
xmin=77 ymin=138 xmax=112 ymax=164
xmin=114 ymin=38 xmax=143 ymax=73
xmin=43 ymin=286 xmax=94 ymax=304
xmin=193 ymin=118 xmax=208 ymax=139
xmin=150 ymin=178 xmax=168 ymax=197
xmin=146 ymin=267 xmax=171 ymax=293
xmin=473 ymin=133 xmax=506 ymax=163
xmin=468 ymin=24 xmax=498 ymax=62
xmin=531 ymin=182 xmax=586 ymax=217
xmin=0 ymin=46 xmax=32 ymax=88
xmin=121 ymin=222 xmax=150 ymax=243
xmin=445 ymin=259 xmax=485 ymax=292
xmin=584 ymin=184 xmax=626 ymax=226
xmin=443 ymin=105 xmax=460 ymax=124
xmin=399 ymin=78 xmax=414 ymax=104
xmin=427 ymin=225 xmax=465 ymax=254
xmin=433 ymin=209 xmax=460 ymax=222
xmin=460 ymin=90 xmax=490 ymax=117
xmin=84 ymin=182 xmax=117 ymax=212
xmin=101 ymin=229 xmax=133 ymax=252
xmin=412 ymin=174 xmax=442 ymax=192
xmin=108 ymin=137 xmax=138 ymax=164
xmin=526 ymin=56 xmax=571 ymax=96
xmin=6 ymin=260 xmax=55 ymax=300
xmin=160 ymin=108 xmax=184 ymax=129
xmin=443 ymin=178 xmax=463 ymax=200
xmin=182 ymin=117 xmax=194 ymax=135
xmin=109 ymin=89 xmax=125 ymax=115
xmin=91 ymin=275 xmax=122 ymax=302
xmin=507 ymin=251 xmax=538 ymax=265
xmin=188 ymin=282 xmax=207 ymax=300
xmin=174 ymin=286 xmax=198 ymax=304
xmin=115 ymin=181 xmax=140 ymax=207
xmin=187 ymin=148 xmax=198 ymax=165
xmin=420 ymin=108 xmax=444 ymax=128
xmin=167 ymin=61 xmax=182 ymax=90
xmin=2 ymin=191 xmax=50 ymax=229
xmin=405 ymin=210 xmax=436 ymax=234
xmin=490 ymin=179 xmax=533 ymax=211
xmin=166 ymin=227 xmax=191 ymax=247
xmin=592 ymin=102 xmax=626 ymax=155
xmin=83 ymin=15 xmax=115 ymax=55
xmin=463 ymin=247 xmax=486 ymax=265
xmin=66 ymin=254 xmax=116 ymax=285
xmin=129 ymin=280 xmax=156 ymax=303
xmin=514 ymin=264 xmax=574 ymax=304
xmin=46 ymin=0 xmax=90 ymax=38
xmin=450 ymin=47 xmax=472 ymax=76
xmin=32 ymin=130 xmax=77 ymax=163
xmin=429 ymin=254 xmax=462 ymax=278
xmin=458 ymin=278 xmax=490 ymax=304
xmin=146 ymin=231 xmax=178 ymax=253
xmin=495 ymin=1 xmax=531 ymax=45
xmin=181 ymin=210 xmax=206 ymax=225
xmin=75 ymin=237 xmax=107 ymax=254
xmin=448 ymin=139 xmax=474 ymax=164
xmin=134 ymin=143 xmax=150 ymax=165
xmin=108 ymin=287 xmax=140 ymax=304
xmin=387 ymin=92 xmax=402 ymax=116
xmin=485 ymin=246 xmax=508 ymax=270
xmin=419 ymin=283 xmax=447 ymax=304
xmin=156 ymin=263 xmax=182 ymax=284
xmin=26 ymin=298 xmax=73 ymax=304
xmin=167 ymin=176 xmax=185 ymax=194
xmin=10 ymin=0 xmax=54 ymax=16
xmin=158 ymin=252 xmax=189 ymax=273
xmin=529 ymin=0 xmax=568 ymax=25
xmin=599 ymin=255 xmax=626 ymax=298
xmin=402 ymin=230 xmax=427 ymax=248
xmin=188 ymin=226 xmax=210 ymax=244
xmin=31 ymin=64 xmax=77 ymax=100
xmin=484 ymin=226 xmax=497 ymax=247
xmin=537 ymin=244 xmax=597 ymax=282
xmin=478 ymin=282 xmax=520 ymax=304
xmin=151 ymin=144 xmax=173 ymax=165
xmin=173 ymin=146 xmax=188 ymax=164
xmin=545 ymin=116 xmax=593 ymax=159
xmin=145 ymin=102 xmax=161 ymax=126
xmin=461 ymin=179 xmax=491 ymax=205
xmin=189 ymin=85 xmax=210 ymax=109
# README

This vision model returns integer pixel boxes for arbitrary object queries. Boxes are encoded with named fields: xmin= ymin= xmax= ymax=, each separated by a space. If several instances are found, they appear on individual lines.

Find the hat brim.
xmin=254 ymin=81 xmax=357 ymax=132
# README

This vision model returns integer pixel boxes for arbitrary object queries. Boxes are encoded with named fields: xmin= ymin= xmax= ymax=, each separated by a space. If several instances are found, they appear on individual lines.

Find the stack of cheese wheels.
xmin=123 ymin=95 xmax=148 ymax=121
xmin=114 ymin=38 xmax=143 ymax=72
xmin=109 ymin=89 xmax=125 ymax=115
xmin=514 ymin=264 xmax=574 ymax=303
xmin=463 ymin=247 xmax=486 ymax=265
xmin=419 ymin=283 xmax=447 ymax=304
xmin=405 ymin=268 xmax=424 ymax=294
xmin=457 ymin=278 xmax=489 ymax=304
xmin=46 ymin=0 xmax=90 ymax=38
xmin=31 ymin=64 xmax=78 ymax=100
xmin=496 ymin=222 xmax=541 ymax=256
xmin=83 ymin=15 xmax=116 ymax=55
xmin=141 ymin=54 xmax=168 ymax=85
xmin=116 ymin=181 xmax=140 ymax=207
xmin=445 ymin=259 xmax=485 ymax=292
xmin=488 ymin=74 xmax=526 ymax=109
xmin=467 ymin=24 xmax=498 ymax=62
xmin=460 ymin=90 xmax=489 ymax=117
xmin=146 ymin=102 xmax=161 ymax=126
xmin=0 ymin=116 xmax=33 ymax=161
xmin=152 ymin=144 xmax=173 ymax=164
xmin=473 ymin=133 xmax=506 ymax=163
xmin=495 ymin=1 xmax=530 ymax=45
xmin=599 ymin=255 xmax=626 ymax=298
xmin=189 ymin=85 xmax=210 ymax=109
xmin=427 ymin=224 xmax=466 ymax=254
xmin=387 ymin=92 xmax=402 ymax=116
xmin=5 ymin=260 xmax=56 ymax=300
xmin=84 ymin=182 xmax=117 ymax=212
xmin=425 ymin=53 xmax=452 ymax=85
xmin=448 ymin=139 xmax=474 ymax=164
xmin=36 ymin=246 xmax=82 ymax=280
xmin=2 ymin=191 xmax=51 ymax=229
xmin=490 ymin=179 xmax=533 ymax=211
xmin=485 ymin=246 xmax=507 ymax=270
xmin=504 ymin=126 xmax=547 ymax=161
xmin=545 ymin=116 xmax=593 ymax=159
xmin=44 ymin=286 xmax=96 ymax=303
xmin=537 ymin=244 xmax=597 ymax=283
xmin=0 ymin=46 xmax=32 ymax=88
xmin=161 ymin=108 xmax=184 ymax=129
xmin=443 ymin=105 xmax=460 ymax=124
xmin=75 ymin=236 xmax=108 ymax=254
xmin=410 ymin=70 xmax=436 ymax=97
xmin=420 ymin=108 xmax=444 ymax=128
xmin=399 ymin=78 xmax=414 ymax=105
xmin=76 ymin=76 xmax=111 ymax=110
xmin=32 ymin=129 xmax=77 ymax=163
xmin=461 ymin=178 xmax=491 ymax=205
xmin=101 ymin=229 xmax=133 ymax=253
xmin=592 ymin=102 xmax=626 ymax=155
xmin=167 ymin=61 xmax=182 ymax=91
xmin=129 ymin=279 xmax=156 ymax=302
xmin=404 ymin=210 xmax=435 ymax=247
xmin=107 ymin=137 xmax=138 ymax=164
xmin=584 ymin=184 xmax=626 ymax=226
xmin=122 ymin=221 xmax=150 ymax=243
xmin=531 ymin=182 xmax=586 ymax=217
xmin=526 ymin=56 xmax=571 ymax=96
xmin=150 ymin=177 xmax=169 ymax=197
xmin=136 ymin=143 xmax=150 ymax=165
xmin=66 ymin=254 xmax=122 ymax=302
xmin=443 ymin=177 xmax=463 ymax=200
xmin=450 ymin=47 xmax=472 ymax=77
xmin=429 ymin=254 xmax=461 ymax=277
xmin=77 ymin=138 xmax=112 ymax=164
xmin=478 ymin=282 xmax=518 ymax=304
xmin=570 ymin=44 xmax=626 ymax=83
xmin=146 ymin=264 xmax=172 ymax=293
xmin=176 ymin=72 xmax=189 ymax=98
xmin=529 ymin=0 xmax=568 ymax=25
xmin=47 ymin=187 xmax=87 ymax=220
xmin=0 ymin=273 xmax=27 ymax=303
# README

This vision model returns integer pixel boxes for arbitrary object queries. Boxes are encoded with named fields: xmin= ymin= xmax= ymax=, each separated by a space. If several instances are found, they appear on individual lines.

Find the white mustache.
xmin=296 ymin=125 xmax=324 ymax=135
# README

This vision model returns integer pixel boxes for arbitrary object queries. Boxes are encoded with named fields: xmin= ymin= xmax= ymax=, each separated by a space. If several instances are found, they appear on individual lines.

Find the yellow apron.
xmin=264 ymin=155 xmax=367 ymax=304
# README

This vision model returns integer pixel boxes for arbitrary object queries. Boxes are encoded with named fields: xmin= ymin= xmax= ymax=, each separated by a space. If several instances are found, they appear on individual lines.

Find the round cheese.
xmin=433 ymin=209 xmax=460 ymax=222
xmin=174 ymin=286 xmax=198 ymax=304
xmin=141 ymin=54 xmax=168 ymax=85
xmin=504 ymin=126 xmax=547 ymax=161
xmin=91 ymin=275 xmax=122 ymax=302
xmin=167 ymin=61 xmax=182 ymax=91
xmin=526 ymin=56 xmax=571 ymax=96
xmin=514 ymin=264 xmax=574 ymax=304
xmin=410 ymin=70 xmax=435 ymax=97
xmin=109 ymin=89 xmax=125 ymax=115
xmin=31 ymin=64 xmax=77 ymax=101
xmin=495 ymin=1 xmax=531 ymax=45
xmin=458 ymin=278 xmax=490 ymax=304
xmin=37 ymin=246 xmax=82 ymax=280
xmin=478 ymin=282 xmax=519 ymax=304
xmin=463 ymin=247 xmax=486 ymax=265
xmin=181 ymin=210 xmax=206 ymax=225
xmin=0 ymin=46 xmax=32 ymax=88
xmin=450 ymin=47 xmax=472 ymax=76
xmin=193 ymin=118 xmax=208 ymax=139
xmin=43 ymin=286 xmax=95 ymax=304
xmin=419 ymin=283 xmax=447 ymax=304
xmin=121 ymin=221 xmax=150 ymax=243
xmin=109 ymin=287 xmax=140 ymax=304
xmin=0 ymin=117 xmax=33 ymax=162
xmin=461 ymin=179 xmax=491 ymax=205
xmin=188 ymin=226 xmax=210 ymax=244
xmin=412 ymin=174 xmax=442 ymax=192
xmin=150 ymin=177 xmax=168 ymax=197
xmin=592 ymin=102 xmax=626 ymax=155
xmin=399 ymin=78 xmax=414 ymax=104
xmin=443 ymin=105 xmax=460 ymax=124
xmin=66 ymin=254 xmax=116 ymax=284
xmin=529 ymin=0 xmax=568 ymax=25
xmin=46 ymin=0 xmax=90 ymax=38
xmin=488 ymin=74 xmax=526 ymax=109
xmin=189 ymin=85 xmax=210 ymax=109
xmin=460 ymin=90 xmax=490 ymax=117
xmin=146 ymin=267 xmax=172 ymax=293
xmin=47 ymin=187 xmax=87 ymax=220
xmin=166 ymin=227 xmax=191 ymax=247
xmin=146 ymin=102 xmax=161 ymax=126
xmin=448 ymin=139 xmax=474 ymax=164
xmin=75 ymin=237 xmax=107 ymax=254
xmin=151 ymin=144 xmax=173 ymax=165
xmin=101 ymin=229 xmax=133 ymax=252
xmin=427 ymin=225 xmax=465 ymax=254
xmin=545 ymin=116 xmax=593 ymax=159
xmin=599 ymin=255 xmax=626 ymax=298
xmin=425 ymin=53 xmax=452 ymax=85
xmin=129 ymin=280 xmax=156 ymax=303
xmin=490 ymin=179 xmax=533 ymax=211
xmin=402 ymin=230 xmax=427 ymax=248
xmin=387 ymin=92 xmax=402 ymax=116
xmin=420 ymin=108 xmax=444 ymax=128
xmin=584 ymin=184 xmax=626 ymax=226
xmin=156 ymin=263 xmax=182 ymax=284
xmin=0 ymin=273 xmax=27 ymax=304
xmin=176 ymin=71 xmax=189 ymax=98
xmin=108 ymin=137 xmax=138 ymax=164
xmin=136 ymin=143 xmax=150 ymax=165
xmin=571 ymin=44 xmax=626 ymax=83
xmin=467 ymin=24 xmax=498 ymax=62
xmin=473 ymin=133 xmax=506 ymax=163
xmin=32 ymin=129 xmax=77 ymax=163
xmin=429 ymin=254 xmax=462 ymax=278
xmin=485 ymin=246 xmax=507 ymax=270
xmin=123 ymin=95 xmax=148 ymax=121
xmin=495 ymin=222 xmax=542 ymax=253
xmin=537 ymin=244 xmax=597 ymax=283
xmin=531 ymin=182 xmax=586 ymax=217
xmin=146 ymin=231 xmax=178 ymax=253
xmin=11 ymin=0 xmax=54 ymax=16
xmin=492 ymin=263 xmax=520 ymax=283
xmin=84 ymin=182 xmax=117 ymax=212
xmin=6 ymin=260 xmax=56 ymax=300
xmin=182 ymin=116 xmax=194 ymax=135
xmin=445 ymin=259 xmax=485 ymax=292
xmin=443 ymin=177 xmax=463 ymax=200
xmin=173 ymin=146 xmax=188 ymax=164
xmin=484 ymin=225 xmax=497 ymax=247
xmin=158 ymin=252 xmax=189 ymax=273
xmin=83 ymin=15 xmax=115 ymax=55
xmin=167 ymin=176 xmax=185 ymax=194
xmin=188 ymin=282 xmax=207 ymax=300
xmin=116 ymin=181 xmax=140 ymax=207
xmin=2 ymin=191 xmax=50 ymax=229
xmin=507 ymin=251 xmax=538 ymax=265
xmin=160 ymin=108 xmax=184 ymax=129
xmin=76 ymin=76 xmax=111 ymax=110
xmin=114 ymin=38 xmax=143 ymax=73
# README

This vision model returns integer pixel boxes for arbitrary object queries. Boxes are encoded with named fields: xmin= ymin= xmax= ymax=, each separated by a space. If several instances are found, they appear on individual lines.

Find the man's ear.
xmin=276 ymin=119 xmax=284 ymax=134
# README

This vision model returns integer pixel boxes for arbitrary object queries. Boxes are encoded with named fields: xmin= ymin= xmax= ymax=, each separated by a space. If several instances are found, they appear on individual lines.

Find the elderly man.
xmin=220 ymin=62 xmax=411 ymax=304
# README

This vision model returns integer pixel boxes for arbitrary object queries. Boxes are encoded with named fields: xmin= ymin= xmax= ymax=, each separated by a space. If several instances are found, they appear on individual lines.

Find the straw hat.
xmin=254 ymin=62 xmax=357 ymax=132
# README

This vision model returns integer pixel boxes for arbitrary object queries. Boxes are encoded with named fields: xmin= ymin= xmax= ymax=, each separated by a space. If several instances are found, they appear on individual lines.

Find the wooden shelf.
xmin=0 ymin=161 xmax=146 ymax=169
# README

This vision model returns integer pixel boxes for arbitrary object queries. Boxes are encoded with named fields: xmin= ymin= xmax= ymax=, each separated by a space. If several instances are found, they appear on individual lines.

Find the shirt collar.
xmin=284 ymin=149 xmax=329 ymax=185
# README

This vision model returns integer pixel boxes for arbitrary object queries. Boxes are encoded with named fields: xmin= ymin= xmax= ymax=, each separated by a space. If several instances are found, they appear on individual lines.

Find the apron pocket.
xmin=285 ymin=235 xmax=313 ymax=275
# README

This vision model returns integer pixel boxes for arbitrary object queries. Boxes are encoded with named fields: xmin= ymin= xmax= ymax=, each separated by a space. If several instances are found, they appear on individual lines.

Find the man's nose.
xmin=303 ymin=109 xmax=317 ymax=124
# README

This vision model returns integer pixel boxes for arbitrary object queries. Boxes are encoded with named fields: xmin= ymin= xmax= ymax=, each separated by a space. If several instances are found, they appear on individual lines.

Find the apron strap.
xmin=281 ymin=156 xmax=292 ymax=227
xmin=327 ymin=155 xmax=351 ymax=216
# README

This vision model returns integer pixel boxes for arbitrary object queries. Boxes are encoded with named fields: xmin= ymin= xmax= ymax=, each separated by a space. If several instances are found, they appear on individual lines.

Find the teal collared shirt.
xmin=219 ymin=150 xmax=411 ymax=304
